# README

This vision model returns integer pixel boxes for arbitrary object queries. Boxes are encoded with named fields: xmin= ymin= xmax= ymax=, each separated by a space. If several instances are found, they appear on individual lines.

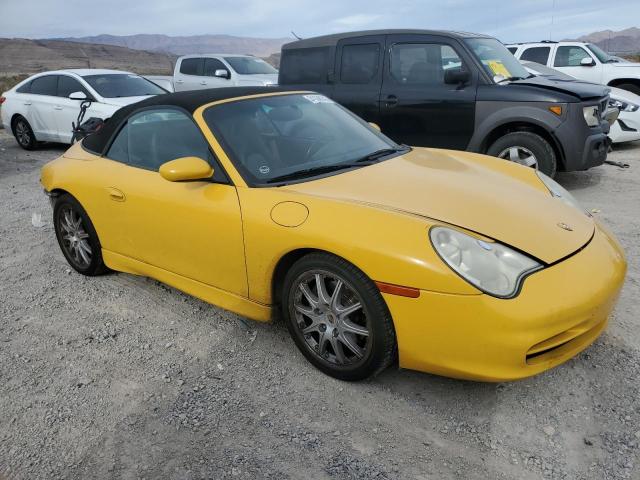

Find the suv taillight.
xmin=0 ymin=96 xmax=5 ymax=105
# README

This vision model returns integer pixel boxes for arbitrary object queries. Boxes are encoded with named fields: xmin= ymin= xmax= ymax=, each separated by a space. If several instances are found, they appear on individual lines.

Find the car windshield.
xmin=465 ymin=38 xmax=531 ymax=82
xmin=587 ymin=43 xmax=616 ymax=63
xmin=82 ymin=74 xmax=166 ymax=98
xmin=204 ymin=93 xmax=402 ymax=186
xmin=223 ymin=57 xmax=278 ymax=75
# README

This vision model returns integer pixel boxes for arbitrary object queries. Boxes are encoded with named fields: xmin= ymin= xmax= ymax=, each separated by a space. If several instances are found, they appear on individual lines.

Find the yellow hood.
xmin=283 ymin=148 xmax=594 ymax=264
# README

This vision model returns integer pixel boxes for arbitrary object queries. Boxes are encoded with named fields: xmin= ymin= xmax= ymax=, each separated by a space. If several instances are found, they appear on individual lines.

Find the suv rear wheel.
xmin=487 ymin=131 xmax=557 ymax=177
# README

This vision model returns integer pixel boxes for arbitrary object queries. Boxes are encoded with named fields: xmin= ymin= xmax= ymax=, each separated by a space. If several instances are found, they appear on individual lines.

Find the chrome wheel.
xmin=15 ymin=121 xmax=31 ymax=147
xmin=291 ymin=270 xmax=370 ymax=366
xmin=58 ymin=206 xmax=92 ymax=268
xmin=498 ymin=146 xmax=538 ymax=168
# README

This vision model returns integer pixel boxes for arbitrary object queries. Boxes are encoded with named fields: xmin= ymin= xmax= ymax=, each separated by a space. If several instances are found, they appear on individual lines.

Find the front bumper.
xmin=609 ymin=113 xmax=640 ymax=143
xmin=554 ymin=103 xmax=609 ymax=171
xmin=384 ymin=223 xmax=626 ymax=381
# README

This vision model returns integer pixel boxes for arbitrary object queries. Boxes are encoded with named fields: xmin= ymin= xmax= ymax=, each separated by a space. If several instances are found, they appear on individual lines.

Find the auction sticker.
xmin=303 ymin=94 xmax=334 ymax=104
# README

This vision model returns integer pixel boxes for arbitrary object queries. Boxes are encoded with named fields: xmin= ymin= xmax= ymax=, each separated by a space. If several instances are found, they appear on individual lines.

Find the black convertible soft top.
xmin=83 ymin=86 xmax=299 ymax=155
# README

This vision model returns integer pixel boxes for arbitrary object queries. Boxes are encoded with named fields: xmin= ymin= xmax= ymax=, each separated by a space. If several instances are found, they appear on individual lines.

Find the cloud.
xmin=332 ymin=14 xmax=382 ymax=28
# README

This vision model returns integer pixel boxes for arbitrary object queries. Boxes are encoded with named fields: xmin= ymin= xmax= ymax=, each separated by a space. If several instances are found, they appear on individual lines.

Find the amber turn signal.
xmin=375 ymin=281 xmax=420 ymax=298
xmin=549 ymin=105 xmax=562 ymax=116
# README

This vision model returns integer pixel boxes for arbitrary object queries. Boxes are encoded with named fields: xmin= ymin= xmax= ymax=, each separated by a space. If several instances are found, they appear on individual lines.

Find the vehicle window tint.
xmin=16 ymin=81 xmax=31 ymax=93
xmin=554 ymin=46 xmax=592 ymax=67
xmin=106 ymin=109 xmax=222 ymax=177
xmin=340 ymin=43 xmax=380 ymax=84
xmin=390 ymin=43 xmax=462 ymax=85
xmin=57 ymin=75 xmax=89 ymax=98
xmin=30 ymin=75 xmax=58 ymax=96
xmin=507 ymin=47 xmax=518 ymax=54
xmin=520 ymin=47 xmax=551 ymax=64
xmin=180 ymin=58 xmax=203 ymax=76
xmin=279 ymin=47 xmax=330 ymax=84
xmin=204 ymin=58 xmax=228 ymax=76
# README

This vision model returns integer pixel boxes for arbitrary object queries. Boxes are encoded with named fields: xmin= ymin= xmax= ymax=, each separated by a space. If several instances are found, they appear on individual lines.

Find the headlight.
xmin=583 ymin=105 xmax=600 ymax=127
xmin=536 ymin=170 xmax=584 ymax=212
xmin=429 ymin=227 xmax=541 ymax=298
xmin=609 ymin=98 xmax=639 ymax=112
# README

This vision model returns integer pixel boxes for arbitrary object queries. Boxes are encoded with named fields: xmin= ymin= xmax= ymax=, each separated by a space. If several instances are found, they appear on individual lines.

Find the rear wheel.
xmin=282 ymin=252 xmax=396 ymax=381
xmin=12 ymin=116 xmax=37 ymax=150
xmin=616 ymin=83 xmax=640 ymax=96
xmin=53 ymin=194 xmax=108 ymax=276
xmin=487 ymin=131 xmax=557 ymax=177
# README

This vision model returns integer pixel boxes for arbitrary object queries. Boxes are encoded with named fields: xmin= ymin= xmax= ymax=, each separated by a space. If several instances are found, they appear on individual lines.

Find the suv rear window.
xmin=520 ymin=47 xmax=551 ymax=64
xmin=279 ymin=47 xmax=330 ymax=84
xmin=340 ymin=43 xmax=380 ymax=84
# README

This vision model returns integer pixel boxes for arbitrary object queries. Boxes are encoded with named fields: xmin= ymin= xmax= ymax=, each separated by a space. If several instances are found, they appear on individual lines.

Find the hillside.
xmin=574 ymin=27 xmax=640 ymax=55
xmin=56 ymin=34 xmax=290 ymax=57
xmin=0 ymin=38 xmax=175 ymax=77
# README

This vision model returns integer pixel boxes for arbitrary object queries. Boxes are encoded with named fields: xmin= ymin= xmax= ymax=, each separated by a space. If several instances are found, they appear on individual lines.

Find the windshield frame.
xmin=81 ymin=73 xmax=166 ymax=98
xmin=223 ymin=56 xmax=278 ymax=75
xmin=200 ymin=92 xmax=404 ymax=187
xmin=464 ymin=37 xmax=531 ymax=83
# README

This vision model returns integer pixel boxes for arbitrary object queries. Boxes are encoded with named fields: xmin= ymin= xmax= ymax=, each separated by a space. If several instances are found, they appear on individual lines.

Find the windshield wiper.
xmin=355 ymin=145 xmax=409 ymax=162
xmin=266 ymin=163 xmax=371 ymax=184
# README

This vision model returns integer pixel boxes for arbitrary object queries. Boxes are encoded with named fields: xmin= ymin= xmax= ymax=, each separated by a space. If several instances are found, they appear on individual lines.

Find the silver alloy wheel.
xmin=497 ymin=146 xmax=538 ymax=168
xmin=15 ymin=121 xmax=31 ymax=146
xmin=291 ymin=270 xmax=370 ymax=366
xmin=59 ymin=206 xmax=92 ymax=268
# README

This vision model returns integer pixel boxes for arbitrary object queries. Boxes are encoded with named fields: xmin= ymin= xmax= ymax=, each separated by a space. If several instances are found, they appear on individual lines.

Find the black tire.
xmin=616 ymin=83 xmax=640 ymax=96
xmin=53 ymin=194 xmax=108 ymax=276
xmin=282 ymin=252 xmax=396 ymax=381
xmin=486 ymin=131 xmax=557 ymax=177
xmin=12 ymin=116 xmax=37 ymax=150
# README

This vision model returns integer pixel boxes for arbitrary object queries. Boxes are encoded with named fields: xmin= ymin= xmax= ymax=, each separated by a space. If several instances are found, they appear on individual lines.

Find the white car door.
xmin=174 ymin=58 xmax=206 ymax=91
xmin=26 ymin=75 xmax=60 ymax=141
xmin=54 ymin=75 xmax=95 ymax=143
xmin=552 ymin=45 xmax=603 ymax=84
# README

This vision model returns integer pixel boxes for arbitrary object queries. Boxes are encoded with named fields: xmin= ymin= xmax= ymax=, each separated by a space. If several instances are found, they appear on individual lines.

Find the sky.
xmin=0 ymin=0 xmax=639 ymax=44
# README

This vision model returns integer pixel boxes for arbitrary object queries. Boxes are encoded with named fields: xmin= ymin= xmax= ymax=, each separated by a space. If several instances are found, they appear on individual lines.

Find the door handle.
xmin=107 ymin=187 xmax=126 ymax=202
xmin=175 ymin=80 xmax=184 ymax=84
xmin=54 ymin=106 xmax=63 ymax=110
xmin=200 ymin=81 xmax=208 ymax=85
xmin=385 ymin=95 xmax=398 ymax=107
xmin=23 ymin=102 xmax=32 ymax=106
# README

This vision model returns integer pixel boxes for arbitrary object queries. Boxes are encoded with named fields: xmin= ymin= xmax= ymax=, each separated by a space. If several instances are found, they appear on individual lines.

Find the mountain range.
xmin=55 ymin=34 xmax=290 ymax=57
xmin=574 ymin=27 xmax=640 ymax=54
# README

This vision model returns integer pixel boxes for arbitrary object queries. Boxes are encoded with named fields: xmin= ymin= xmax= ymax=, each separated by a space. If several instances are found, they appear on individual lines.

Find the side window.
xmin=204 ymin=58 xmax=228 ymax=76
xmin=16 ymin=81 xmax=32 ymax=93
xmin=57 ymin=76 xmax=90 ymax=98
xmin=30 ymin=75 xmax=59 ymax=96
xmin=340 ymin=43 xmax=380 ymax=84
xmin=279 ymin=47 xmax=330 ymax=84
xmin=520 ymin=47 xmax=551 ymax=64
xmin=390 ymin=43 xmax=462 ymax=85
xmin=179 ymin=58 xmax=203 ymax=76
xmin=554 ymin=46 xmax=592 ymax=67
xmin=106 ymin=109 xmax=225 ymax=181
xmin=507 ymin=47 xmax=518 ymax=54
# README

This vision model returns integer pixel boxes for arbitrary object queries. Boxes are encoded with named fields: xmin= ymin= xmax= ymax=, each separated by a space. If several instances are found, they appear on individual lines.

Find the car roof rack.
xmin=539 ymin=40 xmax=558 ymax=43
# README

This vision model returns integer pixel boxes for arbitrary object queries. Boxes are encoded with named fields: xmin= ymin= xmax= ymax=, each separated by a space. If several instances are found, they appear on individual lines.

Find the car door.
xmin=378 ymin=34 xmax=478 ymax=150
xmin=27 ymin=75 xmax=60 ymax=141
xmin=332 ymin=36 xmax=384 ymax=125
xmin=100 ymin=107 xmax=247 ymax=296
xmin=552 ymin=45 xmax=603 ymax=83
xmin=203 ymin=57 xmax=233 ymax=88
xmin=174 ymin=58 xmax=206 ymax=91
xmin=54 ymin=74 xmax=94 ymax=143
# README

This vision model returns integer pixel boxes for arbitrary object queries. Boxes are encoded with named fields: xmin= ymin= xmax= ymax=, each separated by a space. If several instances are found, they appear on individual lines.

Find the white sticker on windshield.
xmin=303 ymin=94 xmax=334 ymax=104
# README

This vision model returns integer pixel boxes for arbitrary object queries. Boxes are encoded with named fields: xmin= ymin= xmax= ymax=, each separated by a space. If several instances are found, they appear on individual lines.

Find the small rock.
xmin=543 ymin=426 xmax=555 ymax=436
xmin=165 ymin=342 xmax=173 ymax=348
xmin=583 ymin=437 xmax=594 ymax=446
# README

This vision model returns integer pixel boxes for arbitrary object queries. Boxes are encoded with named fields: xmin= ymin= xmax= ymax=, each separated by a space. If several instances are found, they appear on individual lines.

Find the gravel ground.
xmin=0 ymin=129 xmax=638 ymax=480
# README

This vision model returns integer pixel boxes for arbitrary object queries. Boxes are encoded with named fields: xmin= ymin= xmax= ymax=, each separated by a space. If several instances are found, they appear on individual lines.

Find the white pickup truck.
xmin=146 ymin=54 xmax=278 ymax=93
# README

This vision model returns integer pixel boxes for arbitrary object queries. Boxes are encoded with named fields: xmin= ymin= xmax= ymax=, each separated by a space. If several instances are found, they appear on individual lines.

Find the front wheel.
xmin=616 ymin=83 xmax=640 ymax=96
xmin=53 ymin=194 xmax=108 ymax=276
xmin=487 ymin=131 xmax=557 ymax=177
xmin=282 ymin=252 xmax=397 ymax=381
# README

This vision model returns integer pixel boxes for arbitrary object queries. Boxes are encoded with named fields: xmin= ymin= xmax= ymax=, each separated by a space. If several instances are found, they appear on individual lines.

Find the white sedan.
xmin=0 ymin=69 xmax=166 ymax=149
xmin=521 ymin=61 xmax=640 ymax=144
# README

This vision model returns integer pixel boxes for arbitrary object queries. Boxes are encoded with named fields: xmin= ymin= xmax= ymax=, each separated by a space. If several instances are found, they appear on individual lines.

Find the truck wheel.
xmin=487 ymin=132 xmax=557 ymax=177
xmin=616 ymin=83 xmax=640 ymax=96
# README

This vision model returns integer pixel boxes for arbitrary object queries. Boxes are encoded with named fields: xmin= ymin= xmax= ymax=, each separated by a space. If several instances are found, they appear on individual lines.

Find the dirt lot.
xmin=0 ymin=129 xmax=638 ymax=480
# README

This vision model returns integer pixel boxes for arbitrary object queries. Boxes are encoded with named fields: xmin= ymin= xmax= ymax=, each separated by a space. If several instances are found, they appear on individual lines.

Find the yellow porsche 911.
xmin=41 ymin=87 xmax=627 ymax=381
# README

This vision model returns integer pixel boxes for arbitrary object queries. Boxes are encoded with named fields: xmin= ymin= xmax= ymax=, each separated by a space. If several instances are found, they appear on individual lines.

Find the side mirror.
xmin=444 ymin=68 xmax=471 ymax=85
xmin=159 ymin=157 xmax=213 ymax=182
xmin=214 ymin=69 xmax=231 ymax=79
xmin=69 ymin=91 xmax=88 ymax=100
xmin=368 ymin=122 xmax=381 ymax=131
xmin=580 ymin=57 xmax=595 ymax=67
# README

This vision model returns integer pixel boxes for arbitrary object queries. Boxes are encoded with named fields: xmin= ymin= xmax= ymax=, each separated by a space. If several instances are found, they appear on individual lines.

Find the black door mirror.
xmin=444 ymin=68 xmax=471 ymax=85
